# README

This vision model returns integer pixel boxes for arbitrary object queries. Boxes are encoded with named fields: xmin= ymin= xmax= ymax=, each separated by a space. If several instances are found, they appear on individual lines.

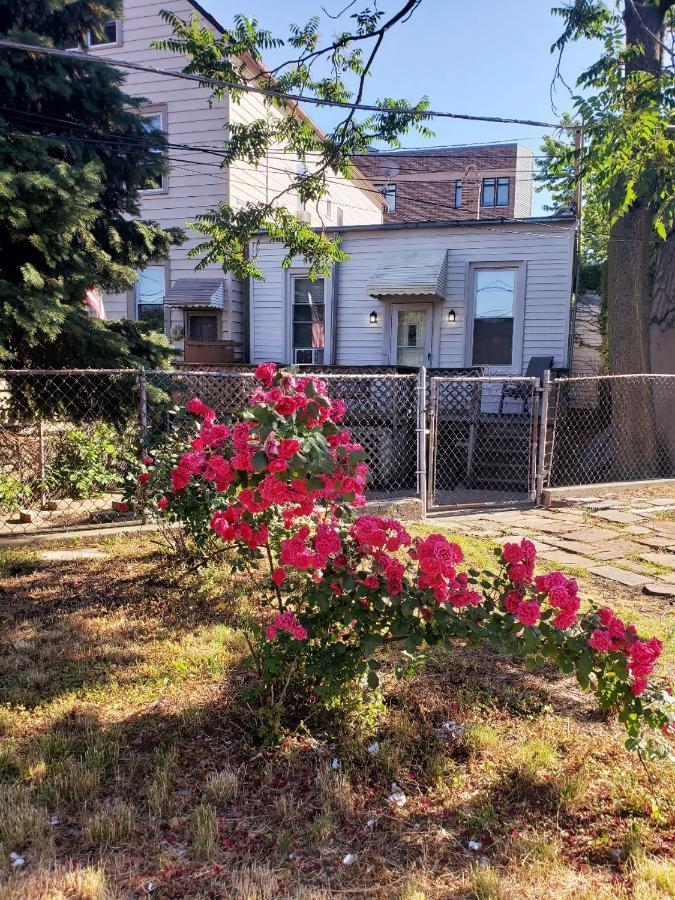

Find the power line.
xmin=0 ymin=109 xmax=555 ymax=174
xmin=0 ymin=123 xmax=650 ymax=243
xmin=0 ymin=38 xmax=579 ymax=131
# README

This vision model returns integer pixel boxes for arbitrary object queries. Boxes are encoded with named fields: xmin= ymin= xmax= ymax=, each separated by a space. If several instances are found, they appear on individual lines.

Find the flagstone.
xmin=624 ymin=525 xmax=652 ymax=535
xmin=546 ymin=538 xmax=606 ymax=556
xmin=643 ymin=582 xmax=675 ymax=598
xmin=651 ymin=521 xmax=675 ymax=538
xmin=591 ymin=510 xmax=643 ymax=525
xmin=588 ymin=539 xmax=641 ymax=560
xmin=632 ymin=535 xmax=675 ymax=549
xmin=639 ymin=552 xmax=675 ymax=569
xmin=562 ymin=526 xmax=622 ymax=544
xmin=537 ymin=550 xmax=597 ymax=568
xmin=40 ymin=549 xmax=109 ymax=562
xmin=587 ymin=566 xmax=650 ymax=587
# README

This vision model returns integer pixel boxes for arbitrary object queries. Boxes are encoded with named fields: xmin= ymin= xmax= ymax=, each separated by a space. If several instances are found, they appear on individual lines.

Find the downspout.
xmin=330 ymin=231 xmax=343 ymax=365
xmin=243 ymin=244 xmax=251 ymax=363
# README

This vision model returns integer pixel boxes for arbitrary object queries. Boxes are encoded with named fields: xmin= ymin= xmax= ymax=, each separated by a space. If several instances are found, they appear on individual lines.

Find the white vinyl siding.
xmin=93 ymin=0 xmax=383 ymax=353
xmin=250 ymin=221 xmax=575 ymax=372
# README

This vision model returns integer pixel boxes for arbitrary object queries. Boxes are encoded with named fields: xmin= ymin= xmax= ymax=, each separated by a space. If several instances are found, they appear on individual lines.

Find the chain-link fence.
xmin=428 ymin=376 xmax=539 ymax=509
xmin=1 ymin=368 xmax=674 ymax=536
xmin=0 ymin=369 xmax=420 ymax=536
xmin=547 ymin=374 xmax=675 ymax=486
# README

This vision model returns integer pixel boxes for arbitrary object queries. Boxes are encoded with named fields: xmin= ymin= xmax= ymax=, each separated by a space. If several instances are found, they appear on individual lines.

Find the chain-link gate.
xmin=547 ymin=374 xmax=675 ymax=486
xmin=428 ymin=376 xmax=540 ymax=510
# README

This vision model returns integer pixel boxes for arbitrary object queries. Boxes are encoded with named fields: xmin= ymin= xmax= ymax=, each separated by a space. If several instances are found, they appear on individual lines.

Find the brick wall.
xmin=353 ymin=144 xmax=535 ymax=223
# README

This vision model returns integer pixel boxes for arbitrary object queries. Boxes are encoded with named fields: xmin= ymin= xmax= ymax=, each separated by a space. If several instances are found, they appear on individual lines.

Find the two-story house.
xmin=354 ymin=144 xmax=535 ymax=224
xmin=85 ymin=0 xmax=384 ymax=362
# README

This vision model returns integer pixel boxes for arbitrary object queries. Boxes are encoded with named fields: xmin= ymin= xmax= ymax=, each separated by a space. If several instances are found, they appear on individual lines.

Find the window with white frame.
xmin=139 ymin=111 xmax=166 ymax=192
xmin=292 ymin=277 xmax=325 ymax=364
xmin=64 ymin=20 xmax=119 ymax=49
xmin=471 ymin=268 xmax=516 ymax=366
xmin=481 ymin=176 xmax=510 ymax=208
xmin=135 ymin=266 xmax=165 ymax=330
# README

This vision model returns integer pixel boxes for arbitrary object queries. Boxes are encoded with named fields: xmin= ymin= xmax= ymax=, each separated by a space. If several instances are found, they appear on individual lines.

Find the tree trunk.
xmin=649 ymin=231 xmax=675 ymax=473
xmin=605 ymin=2 xmax=668 ymax=476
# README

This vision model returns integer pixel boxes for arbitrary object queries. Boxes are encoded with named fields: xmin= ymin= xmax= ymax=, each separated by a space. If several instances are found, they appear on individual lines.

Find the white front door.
xmin=389 ymin=304 xmax=432 ymax=367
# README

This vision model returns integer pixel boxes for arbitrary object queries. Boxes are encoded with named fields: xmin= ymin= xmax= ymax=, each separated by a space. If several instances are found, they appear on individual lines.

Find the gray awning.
xmin=367 ymin=251 xmax=447 ymax=299
xmin=164 ymin=278 xmax=225 ymax=309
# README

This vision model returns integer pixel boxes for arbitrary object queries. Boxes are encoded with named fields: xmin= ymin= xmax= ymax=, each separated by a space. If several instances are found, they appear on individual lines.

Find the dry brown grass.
xmin=0 ymin=533 xmax=673 ymax=898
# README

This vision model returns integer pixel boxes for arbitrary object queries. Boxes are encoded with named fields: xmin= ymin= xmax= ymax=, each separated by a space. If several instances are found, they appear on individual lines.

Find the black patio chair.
xmin=498 ymin=355 xmax=554 ymax=415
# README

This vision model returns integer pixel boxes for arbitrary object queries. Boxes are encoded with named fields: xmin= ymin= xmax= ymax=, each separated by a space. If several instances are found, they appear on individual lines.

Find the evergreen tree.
xmin=0 ymin=0 xmax=184 ymax=368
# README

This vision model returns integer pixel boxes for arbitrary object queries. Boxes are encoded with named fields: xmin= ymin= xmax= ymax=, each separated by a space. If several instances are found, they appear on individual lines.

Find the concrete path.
xmin=431 ymin=494 xmax=675 ymax=598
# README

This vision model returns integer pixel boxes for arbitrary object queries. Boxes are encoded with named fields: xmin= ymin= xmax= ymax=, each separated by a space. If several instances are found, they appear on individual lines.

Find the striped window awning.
xmin=367 ymin=251 xmax=447 ymax=299
xmin=164 ymin=278 xmax=225 ymax=309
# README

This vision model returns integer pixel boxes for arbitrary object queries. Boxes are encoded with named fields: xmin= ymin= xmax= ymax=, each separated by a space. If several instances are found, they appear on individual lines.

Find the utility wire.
xmin=0 ymin=38 xmax=579 ymax=130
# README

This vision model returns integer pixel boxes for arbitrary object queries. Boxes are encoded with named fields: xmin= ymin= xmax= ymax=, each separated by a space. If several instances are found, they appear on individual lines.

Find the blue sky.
xmin=199 ymin=0 xmax=600 ymax=214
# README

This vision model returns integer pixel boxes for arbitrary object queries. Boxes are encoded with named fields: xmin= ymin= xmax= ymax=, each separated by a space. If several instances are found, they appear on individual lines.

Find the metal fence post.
xmin=535 ymin=370 xmax=552 ymax=505
xmin=38 ymin=419 xmax=46 ymax=509
xmin=417 ymin=367 xmax=427 ymax=521
xmin=139 ymin=368 xmax=148 ymax=453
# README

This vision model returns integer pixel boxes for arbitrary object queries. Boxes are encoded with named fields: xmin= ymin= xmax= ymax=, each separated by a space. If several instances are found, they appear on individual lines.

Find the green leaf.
xmin=252 ymin=451 xmax=268 ymax=472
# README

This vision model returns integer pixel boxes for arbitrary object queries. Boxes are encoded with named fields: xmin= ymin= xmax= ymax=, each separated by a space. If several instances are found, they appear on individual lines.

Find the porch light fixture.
xmin=369 ymin=310 xmax=378 ymax=325
xmin=447 ymin=309 xmax=456 ymax=323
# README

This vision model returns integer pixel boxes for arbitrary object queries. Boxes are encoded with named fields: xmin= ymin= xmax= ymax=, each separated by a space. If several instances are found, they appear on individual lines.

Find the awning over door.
xmin=367 ymin=251 xmax=447 ymax=300
xmin=164 ymin=278 xmax=225 ymax=309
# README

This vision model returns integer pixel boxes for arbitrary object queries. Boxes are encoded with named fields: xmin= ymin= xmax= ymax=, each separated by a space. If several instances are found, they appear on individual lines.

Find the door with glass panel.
xmin=390 ymin=304 xmax=432 ymax=367
xmin=469 ymin=268 xmax=517 ymax=371
xmin=292 ymin=277 xmax=326 ymax=364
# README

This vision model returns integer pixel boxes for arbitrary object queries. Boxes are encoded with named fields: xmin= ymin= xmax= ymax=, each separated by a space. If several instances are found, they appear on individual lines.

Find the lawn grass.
xmin=0 ymin=534 xmax=673 ymax=899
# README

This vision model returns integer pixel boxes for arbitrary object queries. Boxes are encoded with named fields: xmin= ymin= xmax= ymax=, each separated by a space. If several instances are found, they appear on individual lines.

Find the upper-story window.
xmin=336 ymin=207 xmax=344 ymax=226
xmin=90 ymin=19 xmax=119 ymax=46
xmin=454 ymin=180 xmax=462 ymax=209
xmin=481 ymin=177 xmax=510 ymax=208
xmin=139 ymin=110 xmax=167 ymax=193
xmin=292 ymin=277 xmax=325 ymax=364
xmin=377 ymin=183 xmax=396 ymax=212
xmin=65 ymin=20 xmax=120 ymax=49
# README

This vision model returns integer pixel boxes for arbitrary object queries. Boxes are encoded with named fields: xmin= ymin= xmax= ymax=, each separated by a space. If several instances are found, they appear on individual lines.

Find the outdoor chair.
xmin=498 ymin=356 xmax=554 ymax=415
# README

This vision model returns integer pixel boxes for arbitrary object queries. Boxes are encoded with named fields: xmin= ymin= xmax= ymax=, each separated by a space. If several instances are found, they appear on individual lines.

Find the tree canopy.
xmin=154 ymin=3 xmax=432 ymax=280
xmin=0 ymin=0 xmax=183 ymax=369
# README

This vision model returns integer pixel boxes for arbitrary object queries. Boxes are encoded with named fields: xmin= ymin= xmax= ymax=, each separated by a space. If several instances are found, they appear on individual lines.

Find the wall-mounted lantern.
xmin=369 ymin=310 xmax=378 ymax=325
xmin=447 ymin=309 xmax=456 ymax=323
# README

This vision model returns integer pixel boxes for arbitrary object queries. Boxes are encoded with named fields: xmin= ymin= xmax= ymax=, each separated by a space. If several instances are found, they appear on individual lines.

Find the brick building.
xmin=353 ymin=143 xmax=535 ymax=223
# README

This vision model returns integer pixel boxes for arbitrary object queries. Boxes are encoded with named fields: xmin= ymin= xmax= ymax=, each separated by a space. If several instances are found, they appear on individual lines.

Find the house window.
xmin=481 ymin=177 xmax=510 ymax=208
xmin=187 ymin=314 xmax=219 ymax=341
xmin=135 ymin=266 xmax=165 ymax=330
xmin=336 ymin=207 xmax=344 ymax=226
xmin=65 ymin=20 xmax=119 ymax=49
xmin=139 ymin=111 xmax=166 ymax=192
xmin=377 ymin=184 xmax=396 ymax=212
xmin=454 ymin=180 xmax=462 ymax=208
xmin=325 ymin=199 xmax=332 ymax=217
xmin=471 ymin=268 xmax=516 ymax=366
xmin=292 ymin=277 xmax=325 ymax=364
xmin=90 ymin=19 xmax=119 ymax=46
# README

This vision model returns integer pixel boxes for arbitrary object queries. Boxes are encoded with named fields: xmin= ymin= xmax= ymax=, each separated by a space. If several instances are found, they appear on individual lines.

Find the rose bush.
xmin=128 ymin=364 xmax=675 ymax=753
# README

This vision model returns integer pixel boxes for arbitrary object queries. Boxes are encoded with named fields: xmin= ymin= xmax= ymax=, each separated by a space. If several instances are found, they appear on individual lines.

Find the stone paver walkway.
xmin=432 ymin=493 xmax=675 ymax=598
